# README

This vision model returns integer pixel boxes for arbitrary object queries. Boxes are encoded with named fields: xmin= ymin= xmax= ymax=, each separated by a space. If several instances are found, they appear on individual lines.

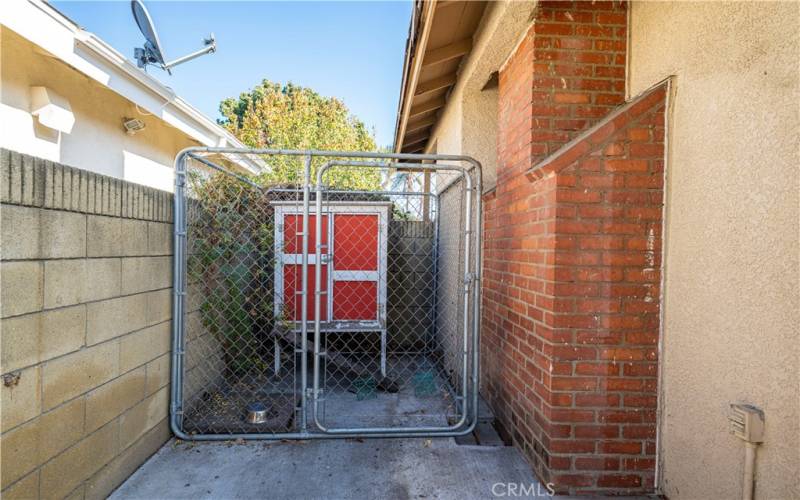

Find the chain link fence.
xmin=172 ymin=149 xmax=481 ymax=439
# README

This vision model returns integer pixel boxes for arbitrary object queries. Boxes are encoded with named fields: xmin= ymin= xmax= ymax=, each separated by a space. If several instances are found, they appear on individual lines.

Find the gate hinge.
xmin=464 ymin=272 xmax=476 ymax=286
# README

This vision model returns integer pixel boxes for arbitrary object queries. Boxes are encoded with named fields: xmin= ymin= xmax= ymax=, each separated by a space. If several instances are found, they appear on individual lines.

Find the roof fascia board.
xmin=74 ymin=38 xmax=228 ymax=147
xmin=76 ymin=36 xmax=238 ymax=145
xmin=393 ymin=0 xmax=437 ymax=153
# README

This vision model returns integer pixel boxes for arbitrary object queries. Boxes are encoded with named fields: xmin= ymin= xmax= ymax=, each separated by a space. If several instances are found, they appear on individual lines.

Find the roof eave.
xmin=3 ymin=0 xmax=263 ymax=175
xmin=393 ymin=0 xmax=437 ymax=153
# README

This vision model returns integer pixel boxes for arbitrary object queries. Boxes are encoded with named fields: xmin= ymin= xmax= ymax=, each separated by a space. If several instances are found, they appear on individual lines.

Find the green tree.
xmin=219 ymin=80 xmax=381 ymax=190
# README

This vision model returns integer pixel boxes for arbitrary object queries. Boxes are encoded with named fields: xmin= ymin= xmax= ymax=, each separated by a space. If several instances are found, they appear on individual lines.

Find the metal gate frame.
xmin=170 ymin=147 xmax=482 ymax=440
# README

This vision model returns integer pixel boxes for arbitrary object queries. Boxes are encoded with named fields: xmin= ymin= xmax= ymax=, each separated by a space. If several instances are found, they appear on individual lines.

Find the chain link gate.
xmin=171 ymin=148 xmax=481 ymax=440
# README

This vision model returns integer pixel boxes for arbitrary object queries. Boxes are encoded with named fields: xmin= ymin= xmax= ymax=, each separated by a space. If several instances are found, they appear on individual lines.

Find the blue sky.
xmin=52 ymin=1 xmax=412 ymax=147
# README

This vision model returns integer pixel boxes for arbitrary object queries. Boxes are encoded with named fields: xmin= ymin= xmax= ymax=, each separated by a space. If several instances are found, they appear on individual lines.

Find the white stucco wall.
xmin=1 ymin=27 xmax=198 ymax=191
xmin=628 ymin=2 xmax=800 ymax=498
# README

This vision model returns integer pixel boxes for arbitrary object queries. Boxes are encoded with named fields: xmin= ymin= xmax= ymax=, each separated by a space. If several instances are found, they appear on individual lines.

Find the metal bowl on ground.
xmin=245 ymin=402 xmax=269 ymax=424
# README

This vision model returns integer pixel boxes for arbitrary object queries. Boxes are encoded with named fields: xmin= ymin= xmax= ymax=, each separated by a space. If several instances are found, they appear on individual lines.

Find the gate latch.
xmin=321 ymin=254 xmax=332 ymax=264
xmin=464 ymin=272 xmax=476 ymax=286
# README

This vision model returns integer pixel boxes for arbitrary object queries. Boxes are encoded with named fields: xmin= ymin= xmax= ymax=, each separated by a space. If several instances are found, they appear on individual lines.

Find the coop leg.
xmin=274 ymin=338 xmax=281 ymax=375
xmin=381 ymin=329 xmax=387 ymax=377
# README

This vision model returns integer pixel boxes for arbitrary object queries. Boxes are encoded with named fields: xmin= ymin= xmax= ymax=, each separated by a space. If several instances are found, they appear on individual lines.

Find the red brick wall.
xmin=529 ymin=0 xmax=627 ymax=163
xmin=495 ymin=0 xmax=628 ymax=186
xmin=497 ymin=26 xmax=534 ymax=184
xmin=482 ymin=170 xmax=558 ymax=467
xmin=547 ymin=87 xmax=664 ymax=494
xmin=483 ymin=1 xmax=667 ymax=494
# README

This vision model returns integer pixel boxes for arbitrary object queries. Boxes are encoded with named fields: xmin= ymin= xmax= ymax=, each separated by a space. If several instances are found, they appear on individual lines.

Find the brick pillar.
xmin=496 ymin=0 xmax=627 ymax=186
xmin=532 ymin=86 xmax=665 ymax=494
xmin=483 ymin=1 xmax=667 ymax=494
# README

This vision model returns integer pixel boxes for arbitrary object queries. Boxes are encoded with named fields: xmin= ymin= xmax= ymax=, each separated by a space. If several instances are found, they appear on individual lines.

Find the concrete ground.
xmin=111 ymin=437 xmax=550 ymax=499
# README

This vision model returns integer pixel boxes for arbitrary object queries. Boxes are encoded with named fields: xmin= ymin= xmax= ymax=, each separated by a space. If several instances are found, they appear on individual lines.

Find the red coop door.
xmin=332 ymin=214 xmax=379 ymax=321
xmin=282 ymin=214 xmax=328 ymax=322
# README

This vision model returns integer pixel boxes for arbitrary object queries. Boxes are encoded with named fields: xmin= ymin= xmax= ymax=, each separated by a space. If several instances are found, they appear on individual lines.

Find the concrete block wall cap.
xmin=525 ymin=82 xmax=669 ymax=182
xmin=0 ymin=149 xmax=173 ymax=223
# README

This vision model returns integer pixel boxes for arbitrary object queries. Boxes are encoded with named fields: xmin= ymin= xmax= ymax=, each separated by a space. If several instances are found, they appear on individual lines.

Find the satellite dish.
xmin=131 ymin=0 xmax=166 ymax=67
xmin=131 ymin=0 xmax=216 ymax=75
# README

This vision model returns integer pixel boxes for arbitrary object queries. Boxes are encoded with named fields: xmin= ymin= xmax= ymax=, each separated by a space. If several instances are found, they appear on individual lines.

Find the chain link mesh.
xmin=177 ymin=152 xmax=478 ymax=436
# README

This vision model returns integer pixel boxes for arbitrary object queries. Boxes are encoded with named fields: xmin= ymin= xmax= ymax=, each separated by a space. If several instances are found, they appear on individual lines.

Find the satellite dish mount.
xmin=131 ymin=0 xmax=216 ymax=74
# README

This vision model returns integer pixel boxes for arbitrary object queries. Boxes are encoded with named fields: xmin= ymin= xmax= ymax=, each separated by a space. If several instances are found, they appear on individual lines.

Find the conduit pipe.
xmin=743 ymin=442 xmax=758 ymax=500
xmin=728 ymin=403 xmax=765 ymax=500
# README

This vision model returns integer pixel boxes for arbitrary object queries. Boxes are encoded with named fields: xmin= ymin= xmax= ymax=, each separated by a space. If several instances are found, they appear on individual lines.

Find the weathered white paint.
xmin=29 ymin=86 xmax=75 ymax=134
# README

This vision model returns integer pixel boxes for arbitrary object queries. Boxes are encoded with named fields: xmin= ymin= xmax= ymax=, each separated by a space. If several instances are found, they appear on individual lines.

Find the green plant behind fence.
xmin=189 ymin=171 xmax=276 ymax=377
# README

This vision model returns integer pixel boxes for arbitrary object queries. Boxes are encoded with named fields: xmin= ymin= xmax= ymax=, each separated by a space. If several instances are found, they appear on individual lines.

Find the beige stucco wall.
xmin=0 ymin=28 xmax=197 ymax=191
xmin=629 ymin=2 xmax=800 ymax=498
xmin=426 ymin=0 xmax=536 ymax=193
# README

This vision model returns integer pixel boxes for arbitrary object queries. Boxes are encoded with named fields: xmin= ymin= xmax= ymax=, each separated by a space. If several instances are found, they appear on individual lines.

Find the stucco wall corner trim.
xmin=653 ymin=74 xmax=676 ymax=493
xmin=525 ymin=79 xmax=670 ymax=183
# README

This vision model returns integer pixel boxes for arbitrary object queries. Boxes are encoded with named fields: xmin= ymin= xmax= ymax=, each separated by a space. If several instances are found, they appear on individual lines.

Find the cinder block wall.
xmin=387 ymin=220 xmax=435 ymax=350
xmin=0 ymin=149 xmax=174 ymax=499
